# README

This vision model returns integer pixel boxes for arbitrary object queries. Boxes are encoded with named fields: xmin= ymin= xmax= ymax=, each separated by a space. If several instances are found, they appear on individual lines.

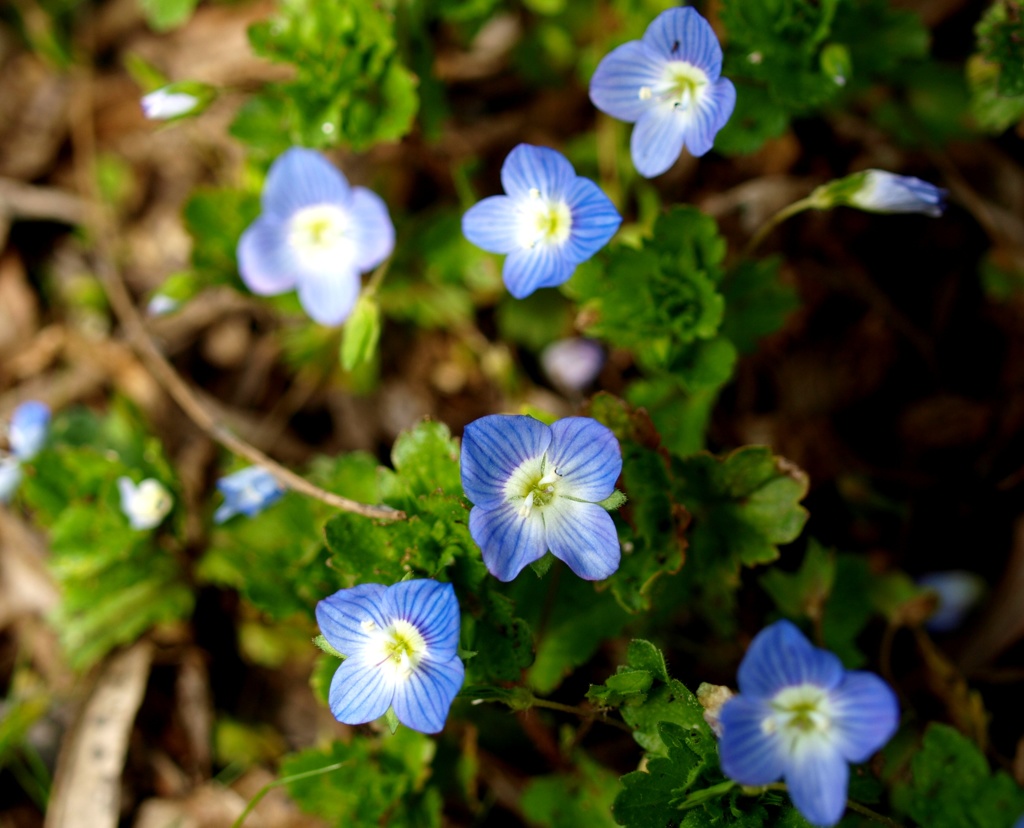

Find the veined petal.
xmin=469 ymin=502 xmax=547 ymax=582
xmin=641 ymin=7 xmax=723 ymax=81
xmin=327 ymin=655 xmax=395 ymax=726
xmin=392 ymin=655 xmax=465 ymax=734
xmin=461 ymin=414 xmax=552 ymax=509
xmin=829 ymin=672 xmax=899 ymax=763
xmin=547 ymin=417 xmax=622 ymax=502
xmin=502 ymin=244 xmax=573 ymax=298
xmin=784 ymin=741 xmax=849 ymax=827
xmin=543 ymin=500 xmax=620 ymax=580
xmin=718 ymin=695 xmax=786 ymax=785
xmin=383 ymin=580 xmax=461 ymax=661
xmin=348 ymin=187 xmax=395 ymax=272
xmin=500 ymin=144 xmax=576 ymax=202
xmin=262 ymin=148 xmax=351 ymax=218
xmin=462 ymin=195 xmax=521 ymax=254
xmin=237 ymin=217 xmax=299 ymax=296
xmin=564 ymin=177 xmax=621 ymax=263
xmin=681 ymin=77 xmax=735 ymax=158
xmin=630 ymin=104 xmax=687 ymax=178
xmin=738 ymin=621 xmax=844 ymax=698
xmin=296 ymin=268 xmax=361 ymax=326
xmin=316 ymin=584 xmax=390 ymax=657
xmin=589 ymin=40 xmax=665 ymax=123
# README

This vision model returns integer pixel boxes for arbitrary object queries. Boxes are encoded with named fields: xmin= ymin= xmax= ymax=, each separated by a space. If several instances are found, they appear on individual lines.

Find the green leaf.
xmin=720 ymin=257 xmax=799 ymax=354
xmin=138 ymin=0 xmax=197 ymax=32
xmin=340 ymin=293 xmax=381 ymax=371
xmin=976 ymin=0 xmax=1024 ymax=97
xmin=522 ymin=755 xmax=621 ymax=828
xmin=184 ymin=187 xmax=260 ymax=286
xmin=761 ymin=539 xmax=836 ymax=624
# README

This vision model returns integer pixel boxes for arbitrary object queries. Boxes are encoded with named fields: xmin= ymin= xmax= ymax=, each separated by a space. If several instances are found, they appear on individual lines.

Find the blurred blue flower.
xmin=238 ymin=148 xmax=395 ymax=326
xmin=316 ymin=579 xmax=464 ymax=734
xmin=589 ymin=7 xmax=736 ymax=178
xmin=0 ymin=458 xmax=22 ymax=504
xmin=917 ymin=570 xmax=985 ymax=633
xmin=846 ymin=170 xmax=947 ymax=216
xmin=118 ymin=477 xmax=174 ymax=530
xmin=462 ymin=144 xmax=621 ymax=299
xmin=460 ymin=415 xmax=622 ymax=581
xmin=718 ymin=620 xmax=899 ymax=827
xmin=541 ymin=338 xmax=604 ymax=393
xmin=142 ymin=88 xmax=200 ymax=120
xmin=1 ymin=401 xmax=50 ymax=504
xmin=214 ymin=466 xmax=285 ymax=524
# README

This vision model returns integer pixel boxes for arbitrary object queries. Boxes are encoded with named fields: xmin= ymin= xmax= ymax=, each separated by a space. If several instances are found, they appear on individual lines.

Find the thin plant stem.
xmin=230 ymin=761 xmax=352 ymax=828
xmin=528 ymin=696 xmax=634 ymax=734
xmin=743 ymin=196 xmax=821 ymax=257
xmin=756 ymin=783 xmax=904 ymax=827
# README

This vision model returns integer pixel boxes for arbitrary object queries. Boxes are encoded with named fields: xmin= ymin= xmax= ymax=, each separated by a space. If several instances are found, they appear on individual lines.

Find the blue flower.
xmin=541 ymin=338 xmax=605 ymax=393
xmin=718 ymin=621 xmax=899 ymax=827
xmin=845 ymin=170 xmax=947 ymax=217
xmin=461 ymin=144 xmax=621 ymax=299
xmin=460 ymin=415 xmax=622 ymax=581
xmin=1 ymin=401 xmax=50 ymax=504
xmin=316 ymin=580 xmax=465 ymax=734
xmin=589 ymin=7 xmax=736 ymax=178
xmin=238 ymin=148 xmax=395 ymax=326
xmin=118 ymin=477 xmax=174 ymax=530
xmin=917 ymin=570 xmax=985 ymax=633
xmin=214 ymin=466 xmax=285 ymax=524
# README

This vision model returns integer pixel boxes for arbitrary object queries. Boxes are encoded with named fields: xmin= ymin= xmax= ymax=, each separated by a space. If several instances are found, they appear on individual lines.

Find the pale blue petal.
xmin=564 ymin=177 xmax=621 ymax=263
xmin=262 ymin=148 xmax=350 ymax=218
xmin=738 ymin=621 xmax=844 ymax=698
xmin=212 ymin=501 xmax=237 ymax=524
xmin=348 ymin=187 xmax=395 ymax=272
xmin=829 ymin=672 xmax=899 ymax=763
xmin=543 ymin=500 xmax=620 ymax=580
xmin=630 ymin=105 xmax=686 ymax=178
xmin=547 ymin=417 xmax=621 ymax=502
xmin=392 ymin=656 xmax=465 ymax=733
xmin=214 ymin=467 xmax=284 ymax=523
xmin=718 ymin=695 xmax=786 ymax=785
xmin=641 ymin=7 xmax=723 ymax=81
xmin=469 ymin=502 xmax=547 ymax=582
xmin=9 ymin=401 xmax=50 ymax=460
xmin=589 ymin=40 xmax=664 ymax=123
xmin=503 ymin=244 xmax=573 ymax=298
xmin=316 ymin=584 xmax=389 ymax=657
xmin=853 ymin=171 xmax=947 ymax=216
xmin=462 ymin=195 xmax=521 ymax=254
xmin=500 ymin=144 xmax=576 ymax=201
xmin=461 ymin=415 xmax=551 ymax=509
xmin=681 ymin=77 xmax=735 ymax=157
xmin=237 ymin=217 xmax=299 ymax=296
xmin=296 ymin=268 xmax=361 ymax=326
xmin=784 ymin=742 xmax=848 ymax=827
xmin=0 ymin=457 xmax=23 ymax=503
xmin=383 ymin=580 xmax=461 ymax=661
xmin=327 ymin=656 xmax=394 ymax=726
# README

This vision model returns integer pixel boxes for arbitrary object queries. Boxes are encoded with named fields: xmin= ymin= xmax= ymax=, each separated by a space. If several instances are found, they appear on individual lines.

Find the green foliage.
xmin=522 ymin=755 xmax=621 ymax=828
xmin=138 ymin=0 xmax=198 ymax=32
xmin=341 ymin=294 xmax=382 ymax=371
xmin=720 ymin=257 xmax=799 ymax=355
xmin=184 ymin=187 xmax=260 ymax=287
xmin=976 ymin=1 xmax=1024 ymax=97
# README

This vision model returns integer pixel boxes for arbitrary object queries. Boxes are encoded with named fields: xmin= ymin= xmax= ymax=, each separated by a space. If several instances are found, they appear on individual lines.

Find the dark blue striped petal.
xmin=589 ymin=40 xmax=663 ymax=123
xmin=461 ymin=414 xmax=551 ymax=509
xmin=392 ymin=656 xmax=465 ymax=733
xmin=296 ymin=268 xmax=361 ymax=326
xmin=383 ymin=580 xmax=461 ymax=661
xmin=630 ymin=104 xmax=686 ymax=178
xmin=784 ymin=742 xmax=848 ymax=827
xmin=316 ymin=584 xmax=389 ymax=657
xmin=564 ymin=177 xmax=621 ymax=263
xmin=718 ymin=695 xmax=785 ymax=785
xmin=500 ymin=144 xmax=576 ymax=202
xmin=543 ymin=500 xmax=620 ymax=580
xmin=641 ymin=7 xmax=723 ymax=80
xmin=237 ymin=217 xmax=299 ymax=296
xmin=547 ymin=417 xmax=621 ymax=502
xmin=738 ymin=620 xmax=844 ymax=698
xmin=348 ymin=187 xmax=395 ymax=272
xmin=503 ymin=243 xmax=573 ymax=298
xmin=327 ymin=655 xmax=394 ymax=726
xmin=469 ymin=502 xmax=547 ymax=582
xmin=462 ymin=195 xmax=521 ymax=254
xmin=262 ymin=148 xmax=351 ymax=218
xmin=829 ymin=672 xmax=899 ymax=763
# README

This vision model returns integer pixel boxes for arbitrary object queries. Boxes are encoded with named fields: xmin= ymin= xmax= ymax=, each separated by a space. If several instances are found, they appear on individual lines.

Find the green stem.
xmin=528 ymin=696 xmax=634 ymax=734
xmin=230 ymin=761 xmax=352 ymax=828
xmin=743 ymin=195 xmax=822 ymax=256
xmin=364 ymin=257 xmax=392 ymax=296
xmin=751 ymin=783 xmax=903 ymax=828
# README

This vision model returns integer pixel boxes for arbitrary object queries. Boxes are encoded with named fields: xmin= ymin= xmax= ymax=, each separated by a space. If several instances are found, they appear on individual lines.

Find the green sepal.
xmin=383 ymin=707 xmax=400 ymax=735
xmin=313 ymin=635 xmax=345 ymax=660
xmin=341 ymin=293 xmax=382 ymax=372
xmin=597 ymin=490 xmax=627 ymax=511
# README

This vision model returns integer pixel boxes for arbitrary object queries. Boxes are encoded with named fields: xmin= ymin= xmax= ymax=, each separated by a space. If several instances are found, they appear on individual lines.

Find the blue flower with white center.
xmin=1 ymin=401 xmax=50 ymax=504
xmin=461 ymin=144 xmax=621 ymax=299
xmin=460 ymin=414 xmax=622 ymax=582
xmin=316 ymin=580 xmax=465 ymax=734
xmin=845 ymin=170 xmax=947 ymax=217
xmin=718 ymin=620 xmax=899 ymax=827
xmin=238 ymin=147 xmax=395 ymax=327
xmin=118 ymin=477 xmax=174 ymax=531
xmin=213 ymin=466 xmax=285 ymax=524
xmin=589 ymin=7 xmax=736 ymax=178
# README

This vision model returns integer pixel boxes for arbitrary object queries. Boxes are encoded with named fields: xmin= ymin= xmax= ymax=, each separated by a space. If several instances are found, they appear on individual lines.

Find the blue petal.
xmin=589 ymin=40 xmax=664 ymax=123
xmin=9 ymin=401 xmax=50 ymax=460
xmin=461 ymin=414 xmax=552 ymax=509
xmin=469 ymin=502 xmax=547 ymax=582
xmin=214 ymin=467 xmax=284 ymax=523
xmin=237 ymin=217 xmax=299 ymax=296
xmin=212 ymin=501 xmax=238 ymax=524
xmin=262 ymin=148 xmax=350 ymax=218
xmin=348 ymin=187 xmax=395 ymax=272
xmin=392 ymin=655 xmax=465 ymax=733
xmin=383 ymin=580 xmax=461 ymax=661
xmin=738 ymin=621 xmax=845 ymax=698
xmin=784 ymin=742 xmax=848 ymax=827
xmin=641 ymin=7 xmax=723 ymax=81
xmin=543 ymin=500 xmax=620 ymax=580
xmin=0 ymin=457 xmax=23 ymax=504
xmin=718 ymin=695 xmax=786 ymax=785
xmin=564 ymin=177 xmax=621 ymax=263
xmin=547 ymin=417 xmax=622 ymax=502
xmin=630 ymin=105 xmax=686 ymax=178
xmin=500 ymin=144 xmax=576 ymax=201
xmin=462 ymin=195 xmax=521 ymax=254
xmin=296 ymin=268 xmax=361 ymax=326
xmin=829 ymin=672 xmax=899 ymax=763
xmin=327 ymin=656 xmax=394 ymax=726
xmin=316 ymin=584 xmax=389 ymax=657
xmin=681 ymin=77 xmax=735 ymax=157
xmin=503 ymin=244 xmax=573 ymax=298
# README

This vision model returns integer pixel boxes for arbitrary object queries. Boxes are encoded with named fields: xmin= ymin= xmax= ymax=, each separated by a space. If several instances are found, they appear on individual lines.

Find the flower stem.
xmin=752 ymin=783 xmax=903 ymax=827
xmin=230 ymin=761 xmax=352 ymax=828
xmin=528 ymin=696 xmax=634 ymax=734
xmin=364 ymin=257 xmax=392 ymax=296
xmin=743 ymin=195 xmax=821 ymax=256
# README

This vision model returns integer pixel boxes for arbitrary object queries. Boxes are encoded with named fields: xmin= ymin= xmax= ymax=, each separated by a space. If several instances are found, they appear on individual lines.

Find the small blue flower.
xmin=541 ymin=338 xmax=605 ymax=393
xmin=460 ymin=415 xmax=622 ymax=581
xmin=917 ymin=570 xmax=985 ymax=633
xmin=589 ymin=7 xmax=736 ymax=178
xmin=214 ymin=466 xmax=285 ymax=524
xmin=718 ymin=621 xmax=899 ymax=827
xmin=1 ymin=401 xmax=50 ymax=504
xmin=142 ymin=88 xmax=201 ymax=120
xmin=238 ymin=148 xmax=395 ymax=326
xmin=846 ymin=170 xmax=947 ymax=217
xmin=316 ymin=579 xmax=465 ymax=734
xmin=462 ymin=144 xmax=621 ymax=299
xmin=118 ymin=477 xmax=174 ymax=530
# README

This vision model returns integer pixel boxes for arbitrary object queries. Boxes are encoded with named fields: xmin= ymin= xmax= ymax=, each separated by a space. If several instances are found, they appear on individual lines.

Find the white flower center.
xmin=367 ymin=619 xmax=428 ymax=682
xmin=505 ymin=454 xmax=562 ymax=518
xmin=642 ymin=60 xmax=709 ymax=112
xmin=289 ymin=204 xmax=355 ymax=270
xmin=762 ymin=683 xmax=834 ymax=753
xmin=517 ymin=188 xmax=572 ymax=250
